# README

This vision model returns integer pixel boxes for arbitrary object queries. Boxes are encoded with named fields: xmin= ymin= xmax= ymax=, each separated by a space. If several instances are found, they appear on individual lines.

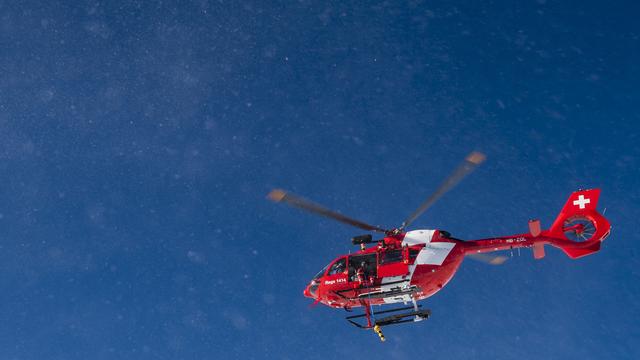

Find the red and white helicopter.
xmin=268 ymin=152 xmax=611 ymax=341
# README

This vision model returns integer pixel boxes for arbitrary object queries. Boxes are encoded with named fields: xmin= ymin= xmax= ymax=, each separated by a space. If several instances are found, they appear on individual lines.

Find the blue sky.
xmin=1 ymin=1 xmax=639 ymax=359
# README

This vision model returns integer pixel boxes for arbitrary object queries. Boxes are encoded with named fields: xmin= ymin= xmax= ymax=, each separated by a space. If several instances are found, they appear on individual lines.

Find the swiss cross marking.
xmin=573 ymin=194 xmax=591 ymax=209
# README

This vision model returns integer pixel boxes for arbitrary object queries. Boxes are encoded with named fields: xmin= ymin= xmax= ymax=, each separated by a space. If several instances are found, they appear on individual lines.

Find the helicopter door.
xmin=348 ymin=254 xmax=377 ymax=282
xmin=377 ymin=248 xmax=409 ymax=278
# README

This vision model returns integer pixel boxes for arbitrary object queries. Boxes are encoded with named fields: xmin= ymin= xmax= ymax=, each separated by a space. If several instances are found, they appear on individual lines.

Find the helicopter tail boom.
xmin=463 ymin=189 xmax=610 ymax=259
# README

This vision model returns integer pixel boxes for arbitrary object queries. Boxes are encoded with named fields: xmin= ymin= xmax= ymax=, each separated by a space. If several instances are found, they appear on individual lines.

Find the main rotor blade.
xmin=400 ymin=151 xmax=486 ymax=230
xmin=267 ymin=189 xmax=389 ymax=233
xmin=467 ymin=253 xmax=508 ymax=265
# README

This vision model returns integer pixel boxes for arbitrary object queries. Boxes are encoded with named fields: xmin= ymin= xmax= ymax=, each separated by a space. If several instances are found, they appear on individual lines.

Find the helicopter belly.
xmin=409 ymin=242 xmax=464 ymax=299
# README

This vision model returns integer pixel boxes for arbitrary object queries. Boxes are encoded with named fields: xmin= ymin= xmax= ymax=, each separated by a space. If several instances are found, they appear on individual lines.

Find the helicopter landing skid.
xmin=345 ymin=305 xmax=431 ymax=329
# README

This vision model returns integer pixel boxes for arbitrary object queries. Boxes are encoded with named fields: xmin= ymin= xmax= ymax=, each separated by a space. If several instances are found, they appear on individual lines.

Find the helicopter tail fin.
xmin=546 ymin=189 xmax=611 ymax=259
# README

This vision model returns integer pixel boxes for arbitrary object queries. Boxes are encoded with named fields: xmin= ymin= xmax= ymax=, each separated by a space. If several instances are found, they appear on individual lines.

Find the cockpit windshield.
xmin=313 ymin=264 xmax=329 ymax=280
xmin=328 ymin=258 xmax=346 ymax=275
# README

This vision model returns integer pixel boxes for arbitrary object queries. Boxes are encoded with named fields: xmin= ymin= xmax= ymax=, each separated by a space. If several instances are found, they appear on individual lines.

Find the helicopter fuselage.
xmin=305 ymin=190 xmax=611 ymax=310
xmin=304 ymin=230 xmax=466 ymax=308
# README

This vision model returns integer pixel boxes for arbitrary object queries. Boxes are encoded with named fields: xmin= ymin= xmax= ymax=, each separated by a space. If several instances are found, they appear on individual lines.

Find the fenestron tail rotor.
xmin=398 ymin=151 xmax=486 ymax=231
xmin=267 ymin=189 xmax=390 ymax=234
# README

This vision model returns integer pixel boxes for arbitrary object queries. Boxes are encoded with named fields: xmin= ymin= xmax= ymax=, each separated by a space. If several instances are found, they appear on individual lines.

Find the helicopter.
xmin=268 ymin=152 xmax=611 ymax=341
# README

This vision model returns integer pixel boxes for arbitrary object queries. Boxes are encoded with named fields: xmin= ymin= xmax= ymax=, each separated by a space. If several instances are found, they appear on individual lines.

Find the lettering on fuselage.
xmin=505 ymin=237 xmax=526 ymax=243
xmin=323 ymin=278 xmax=347 ymax=285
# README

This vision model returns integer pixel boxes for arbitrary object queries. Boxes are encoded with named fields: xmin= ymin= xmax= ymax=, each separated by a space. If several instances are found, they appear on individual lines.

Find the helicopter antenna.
xmin=398 ymin=151 xmax=486 ymax=231
xmin=267 ymin=189 xmax=390 ymax=234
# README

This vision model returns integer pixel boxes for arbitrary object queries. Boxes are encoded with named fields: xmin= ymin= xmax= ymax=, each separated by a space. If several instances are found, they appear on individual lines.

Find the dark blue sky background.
xmin=1 ymin=1 xmax=639 ymax=359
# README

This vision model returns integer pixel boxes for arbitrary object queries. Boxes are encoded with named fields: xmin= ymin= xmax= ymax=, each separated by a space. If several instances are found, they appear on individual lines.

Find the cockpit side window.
xmin=328 ymin=258 xmax=347 ymax=275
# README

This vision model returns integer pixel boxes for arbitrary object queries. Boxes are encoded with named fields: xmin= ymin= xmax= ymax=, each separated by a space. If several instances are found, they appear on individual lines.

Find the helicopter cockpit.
xmin=328 ymin=257 xmax=347 ymax=275
xmin=311 ymin=254 xmax=376 ymax=281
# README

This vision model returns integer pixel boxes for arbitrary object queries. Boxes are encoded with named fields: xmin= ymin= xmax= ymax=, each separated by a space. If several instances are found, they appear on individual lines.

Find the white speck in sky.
xmin=187 ymin=250 xmax=206 ymax=264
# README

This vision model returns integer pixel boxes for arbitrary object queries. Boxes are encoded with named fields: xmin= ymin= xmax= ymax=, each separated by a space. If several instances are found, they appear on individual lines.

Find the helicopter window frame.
xmin=313 ymin=264 xmax=329 ymax=280
xmin=328 ymin=257 xmax=347 ymax=276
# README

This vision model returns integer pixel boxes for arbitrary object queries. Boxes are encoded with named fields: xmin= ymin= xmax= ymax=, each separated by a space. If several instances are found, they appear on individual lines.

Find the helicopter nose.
xmin=304 ymin=281 xmax=319 ymax=298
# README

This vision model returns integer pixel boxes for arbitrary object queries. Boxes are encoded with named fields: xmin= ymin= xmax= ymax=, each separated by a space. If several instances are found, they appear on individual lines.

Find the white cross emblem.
xmin=573 ymin=194 xmax=590 ymax=209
